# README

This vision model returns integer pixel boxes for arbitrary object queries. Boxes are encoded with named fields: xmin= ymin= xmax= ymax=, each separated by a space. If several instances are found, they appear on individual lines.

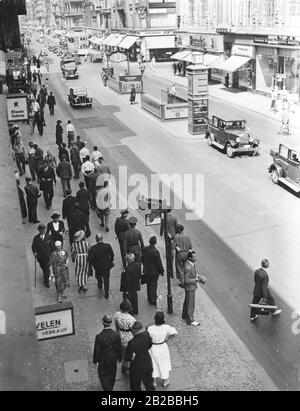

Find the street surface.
xmin=28 ymin=40 xmax=300 ymax=390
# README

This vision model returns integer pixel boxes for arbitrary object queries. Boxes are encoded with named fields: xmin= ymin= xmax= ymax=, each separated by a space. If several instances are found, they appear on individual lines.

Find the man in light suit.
xmin=250 ymin=259 xmax=282 ymax=321
xmin=182 ymin=251 xmax=200 ymax=326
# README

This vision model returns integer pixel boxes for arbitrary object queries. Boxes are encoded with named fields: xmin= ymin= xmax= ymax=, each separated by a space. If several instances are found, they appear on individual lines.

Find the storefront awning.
xmin=117 ymin=36 xmax=139 ymax=50
xmin=146 ymin=36 xmax=175 ymax=50
xmin=216 ymin=55 xmax=252 ymax=72
xmin=171 ymin=50 xmax=192 ymax=61
xmin=105 ymin=34 xmax=125 ymax=47
xmin=101 ymin=34 xmax=115 ymax=46
xmin=89 ymin=36 xmax=98 ymax=44
xmin=202 ymin=53 xmax=223 ymax=67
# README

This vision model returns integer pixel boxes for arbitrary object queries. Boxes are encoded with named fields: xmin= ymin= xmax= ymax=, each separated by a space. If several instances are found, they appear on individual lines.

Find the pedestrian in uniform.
xmin=121 ymin=254 xmax=141 ymax=315
xmin=38 ymin=159 xmax=56 ymax=209
xmin=89 ymin=234 xmax=114 ymax=298
xmin=56 ymin=155 xmax=72 ymax=197
xmin=250 ymin=259 xmax=282 ymax=321
xmin=47 ymin=213 xmax=65 ymax=246
xmin=124 ymin=217 xmax=144 ymax=263
xmin=125 ymin=321 xmax=155 ymax=391
xmin=49 ymin=241 xmax=70 ymax=303
xmin=55 ymin=120 xmax=63 ymax=147
xmin=143 ymin=236 xmax=164 ymax=306
xmin=24 ymin=177 xmax=41 ymax=223
xmin=71 ymin=230 xmax=90 ymax=293
xmin=93 ymin=314 xmax=122 ymax=391
xmin=182 ymin=251 xmax=200 ymax=326
xmin=114 ymin=209 xmax=130 ymax=268
xmin=174 ymin=224 xmax=192 ymax=287
xmin=47 ymin=91 xmax=56 ymax=115
xmin=32 ymin=223 xmax=53 ymax=288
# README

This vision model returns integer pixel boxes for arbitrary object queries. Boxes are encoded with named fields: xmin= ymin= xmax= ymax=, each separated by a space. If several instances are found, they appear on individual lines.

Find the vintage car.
xmin=206 ymin=116 xmax=260 ymax=158
xmin=61 ymin=57 xmax=78 ymax=79
xmin=68 ymin=87 xmax=92 ymax=108
xmin=268 ymin=144 xmax=300 ymax=193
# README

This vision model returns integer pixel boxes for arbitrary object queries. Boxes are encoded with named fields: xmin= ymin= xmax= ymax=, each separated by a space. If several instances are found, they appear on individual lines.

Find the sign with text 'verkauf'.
xmin=35 ymin=302 xmax=75 ymax=341
xmin=7 ymin=93 xmax=28 ymax=121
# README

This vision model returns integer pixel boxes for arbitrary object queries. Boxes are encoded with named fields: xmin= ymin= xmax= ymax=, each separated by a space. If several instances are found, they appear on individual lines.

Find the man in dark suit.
xmin=31 ymin=223 xmax=53 ymax=287
xmin=68 ymin=203 xmax=91 ymax=244
xmin=143 ymin=236 xmax=164 ymax=306
xmin=38 ymin=160 xmax=56 ymax=209
xmin=124 ymin=321 xmax=155 ymax=391
xmin=62 ymin=189 xmax=76 ymax=243
xmin=124 ymin=217 xmax=144 ymax=263
xmin=89 ymin=234 xmax=114 ymax=298
xmin=93 ymin=314 xmax=122 ymax=391
xmin=76 ymin=181 xmax=90 ymax=223
xmin=24 ymin=176 xmax=41 ymax=223
xmin=182 ymin=251 xmax=200 ymax=326
xmin=250 ymin=259 xmax=282 ymax=321
xmin=114 ymin=209 xmax=130 ymax=268
xmin=122 ymin=254 xmax=141 ymax=315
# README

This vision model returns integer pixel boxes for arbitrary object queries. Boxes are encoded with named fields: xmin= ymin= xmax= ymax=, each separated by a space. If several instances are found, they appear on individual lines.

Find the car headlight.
xmin=249 ymin=136 xmax=254 ymax=143
xmin=236 ymin=137 xmax=240 ymax=143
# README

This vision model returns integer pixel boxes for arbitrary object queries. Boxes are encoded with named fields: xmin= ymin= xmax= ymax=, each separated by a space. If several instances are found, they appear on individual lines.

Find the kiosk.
xmin=108 ymin=74 xmax=142 ymax=94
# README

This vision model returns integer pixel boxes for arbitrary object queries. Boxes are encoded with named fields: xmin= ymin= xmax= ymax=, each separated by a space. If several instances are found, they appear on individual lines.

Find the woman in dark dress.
xmin=56 ymin=120 xmax=63 ymax=147
xmin=47 ymin=213 xmax=65 ymax=246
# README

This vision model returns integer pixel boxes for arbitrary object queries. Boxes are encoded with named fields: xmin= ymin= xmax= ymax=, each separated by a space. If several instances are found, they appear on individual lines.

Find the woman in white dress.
xmin=147 ymin=311 xmax=178 ymax=388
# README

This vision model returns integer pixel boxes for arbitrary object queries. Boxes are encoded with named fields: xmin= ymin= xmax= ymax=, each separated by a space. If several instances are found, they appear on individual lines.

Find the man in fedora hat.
xmin=125 ymin=321 xmax=155 ymax=391
xmin=31 ymin=223 xmax=53 ymax=288
xmin=38 ymin=159 xmax=56 ymax=209
xmin=93 ymin=314 xmax=122 ymax=391
xmin=24 ymin=177 xmax=41 ymax=224
xmin=114 ymin=209 xmax=130 ymax=268
xmin=47 ymin=213 xmax=65 ymax=246
xmin=89 ymin=234 xmax=114 ymax=298
xmin=124 ymin=217 xmax=144 ymax=264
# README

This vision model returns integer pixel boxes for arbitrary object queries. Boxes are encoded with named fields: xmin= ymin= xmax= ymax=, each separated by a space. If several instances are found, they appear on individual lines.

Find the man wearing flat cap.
xmin=114 ymin=209 xmax=130 ymax=268
xmin=31 ymin=223 xmax=53 ymax=288
xmin=93 ymin=314 xmax=122 ymax=391
xmin=125 ymin=321 xmax=155 ymax=391
xmin=124 ymin=216 xmax=144 ymax=264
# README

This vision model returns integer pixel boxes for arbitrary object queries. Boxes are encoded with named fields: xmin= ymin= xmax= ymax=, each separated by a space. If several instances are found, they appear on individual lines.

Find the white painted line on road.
xmin=0 ymin=310 xmax=6 ymax=334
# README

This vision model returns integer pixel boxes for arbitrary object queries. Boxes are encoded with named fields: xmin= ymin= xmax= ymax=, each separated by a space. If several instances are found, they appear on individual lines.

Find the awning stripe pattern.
xmin=216 ymin=55 xmax=252 ymax=72
xmin=117 ymin=36 xmax=139 ymax=50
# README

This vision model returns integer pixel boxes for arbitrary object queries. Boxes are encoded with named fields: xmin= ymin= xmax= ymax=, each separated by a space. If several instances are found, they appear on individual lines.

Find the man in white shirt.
xmin=31 ymin=100 xmax=40 ymax=113
xmin=81 ymin=155 xmax=95 ymax=188
xmin=96 ymin=181 xmax=111 ymax=232
xmin=91 ymin=146 xmax=102 ymax=165
xmin=79 ymin=142 xmax=90 ymax=163
xmin=66 ymin=120 xmax=75 ymax=148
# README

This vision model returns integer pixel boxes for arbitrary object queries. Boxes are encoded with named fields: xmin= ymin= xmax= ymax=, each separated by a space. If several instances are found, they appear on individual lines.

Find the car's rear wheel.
xmin=226 ymin=144 xmax=234 ymax=158
xmin=207 ymin=135 xmax=212 ymax=146
xmin=271 ymin=169 xmax=279 ymax=184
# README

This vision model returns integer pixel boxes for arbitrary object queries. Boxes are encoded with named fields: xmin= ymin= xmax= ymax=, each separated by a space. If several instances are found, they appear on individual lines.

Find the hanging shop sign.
xmin=35 ymin=302 xmax=75 ymax=341
xmin=7 ymin=93 xmax=28 ymax=121
xmin=232 ymin=45 xmax=255 ymax=58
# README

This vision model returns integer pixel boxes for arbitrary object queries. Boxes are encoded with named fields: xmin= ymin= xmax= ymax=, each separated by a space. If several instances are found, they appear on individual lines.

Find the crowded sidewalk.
xmin=3 ymin=56 xmax=279 ymax=390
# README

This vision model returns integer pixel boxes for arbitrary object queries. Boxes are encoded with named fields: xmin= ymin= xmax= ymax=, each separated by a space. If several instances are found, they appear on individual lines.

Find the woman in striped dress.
xmin=71 ymin=230 xmax=90 ymax=293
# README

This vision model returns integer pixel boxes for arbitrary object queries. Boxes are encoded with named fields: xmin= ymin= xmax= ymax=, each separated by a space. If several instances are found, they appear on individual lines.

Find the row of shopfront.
xmin=174 ymin=31 xmax=300 ymax=100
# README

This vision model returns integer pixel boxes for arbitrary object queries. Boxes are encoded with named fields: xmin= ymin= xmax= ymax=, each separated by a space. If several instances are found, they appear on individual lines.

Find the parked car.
xmin=206 ymin=116 xmax=260 ymax=158
xmin=268 ymin=144 xmax=300 ymax=193
xmin=68 ymin=87 xmax=92 ymax=108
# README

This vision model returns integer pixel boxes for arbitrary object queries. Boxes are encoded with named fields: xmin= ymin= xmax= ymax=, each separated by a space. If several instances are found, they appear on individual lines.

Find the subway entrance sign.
xmin=35 ymin=302 xmax=75 ymax=341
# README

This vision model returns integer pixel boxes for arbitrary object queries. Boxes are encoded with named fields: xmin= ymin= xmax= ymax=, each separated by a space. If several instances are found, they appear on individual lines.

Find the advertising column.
xmin=187 ymin=65 xmax=209 ymax=135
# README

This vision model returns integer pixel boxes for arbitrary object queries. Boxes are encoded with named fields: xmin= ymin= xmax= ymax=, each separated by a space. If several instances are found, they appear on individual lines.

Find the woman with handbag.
xmin=114 ymin=300 xmax=135 ymax=374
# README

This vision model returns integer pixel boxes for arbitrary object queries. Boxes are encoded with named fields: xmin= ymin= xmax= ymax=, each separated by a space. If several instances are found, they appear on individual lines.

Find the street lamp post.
xmin=139 ymin=63 xmax=145 ymax=105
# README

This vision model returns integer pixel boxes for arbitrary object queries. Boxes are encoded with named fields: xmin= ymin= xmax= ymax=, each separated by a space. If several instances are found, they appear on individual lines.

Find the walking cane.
xmin=34 ymin=256 xmax=37 ymax=288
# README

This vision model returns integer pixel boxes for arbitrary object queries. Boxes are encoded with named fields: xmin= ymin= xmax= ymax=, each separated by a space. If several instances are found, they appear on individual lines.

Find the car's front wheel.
xmin=271 ymin=169 xmax=279 ymax=184
xmin=226 ymin=144 xmax=234 ymax=158
xmin=207 ymin=135 xmax=212 ymax=146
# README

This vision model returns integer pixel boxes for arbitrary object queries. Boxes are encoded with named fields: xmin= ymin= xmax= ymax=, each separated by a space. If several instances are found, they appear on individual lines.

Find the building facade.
xmin=0 ymin=0 xmax=27 ymax=51
xmin=175 ymin=0 xmax=300 ymax=99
